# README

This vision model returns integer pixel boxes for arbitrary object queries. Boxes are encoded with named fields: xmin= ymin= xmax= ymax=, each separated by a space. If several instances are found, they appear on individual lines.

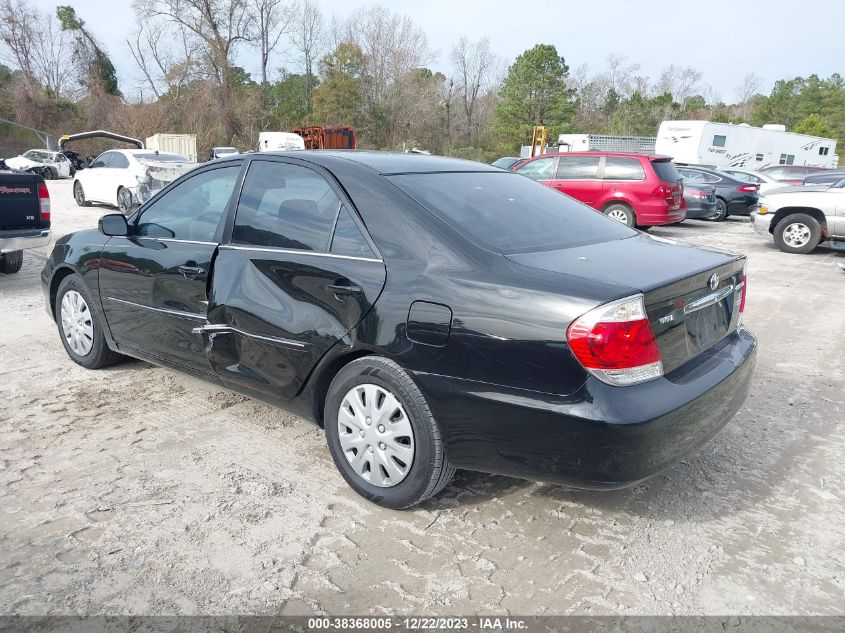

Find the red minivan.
xmin=512 ymin=152 xmax=685 ymax=227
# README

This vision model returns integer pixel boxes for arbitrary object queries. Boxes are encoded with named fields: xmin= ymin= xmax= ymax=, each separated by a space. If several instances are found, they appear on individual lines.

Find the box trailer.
xmin=557 ymin=134 xmax=656 ymax=154
xmin=145 ymin=133 xmax=197 ymax=163
xmin=655 ymin=121 xmax=838 ymax=170
xmin=257 ymin=132 xmax=306 ymax=152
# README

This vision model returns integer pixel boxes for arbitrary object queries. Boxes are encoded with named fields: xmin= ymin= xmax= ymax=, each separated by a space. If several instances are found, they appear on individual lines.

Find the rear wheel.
xmin=73 ymin=181 xmax=91 ymax=207
xmin=324 ymin=356 xmax=455 ymax=509
xmin=117 ymin=187 xmax=133 ymax=214
xmin=603 ymin=203 xmax=635 ymax=227
xmin=56 ymin=274 xmax=124 ymax=369
xmin=774 ymin=213 xmax=822 ymax=254
xmin=0 ymin=250 xmax=23 ymax=274
xmin=708 ymin=198 xmax=728 ymax=222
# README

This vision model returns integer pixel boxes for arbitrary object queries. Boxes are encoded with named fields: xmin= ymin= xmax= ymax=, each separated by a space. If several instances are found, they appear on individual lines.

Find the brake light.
xmin=739 ymin=274 xmax=747 ymax=314
xmin=652 ymin=184 xmax=673 ymax=198
xmin=38 ymin=182 xmax=50 ymax=221
xmin=566 ymin=294 xmax=663 ymax=386
xmin=737 ymin=184 xmax=758 ymax=193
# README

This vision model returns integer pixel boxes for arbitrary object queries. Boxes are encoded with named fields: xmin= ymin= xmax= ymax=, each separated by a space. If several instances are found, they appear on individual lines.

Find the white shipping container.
xmin=145 ymin=133 xmax=198 ymax=163
xmin=655 ymin=121 xmax=838 ymax=169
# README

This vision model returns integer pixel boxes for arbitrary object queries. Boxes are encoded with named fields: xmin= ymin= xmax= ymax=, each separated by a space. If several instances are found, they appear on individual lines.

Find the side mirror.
xmin=99 ymin=213 xmax=129 ymax=237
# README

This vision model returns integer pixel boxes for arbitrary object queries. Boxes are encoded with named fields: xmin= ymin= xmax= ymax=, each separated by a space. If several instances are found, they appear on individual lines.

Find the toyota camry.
xmin=42 ymin=152 xmax=757 ymax=509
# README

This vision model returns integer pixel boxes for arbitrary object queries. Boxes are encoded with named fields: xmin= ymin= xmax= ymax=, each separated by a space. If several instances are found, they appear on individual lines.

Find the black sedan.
xmin=41 ymin=152 xmax=757 ymax=509
xmin=678 ymin=166 xmax=760 ymax=221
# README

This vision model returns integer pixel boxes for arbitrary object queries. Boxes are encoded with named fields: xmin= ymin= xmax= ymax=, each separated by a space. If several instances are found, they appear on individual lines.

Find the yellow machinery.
xmin=530 ymin=125 xmax=548 ymax=157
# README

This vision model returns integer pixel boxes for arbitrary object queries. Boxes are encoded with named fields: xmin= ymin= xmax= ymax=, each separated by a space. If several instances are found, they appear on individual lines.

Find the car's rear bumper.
xmin=636 ymin=205 xmax=686 ymax=226
xmin=414 ymin=327 xmax=757 ymax=488
xmin=727 ymin=196 xmax=759 ymax=215
xmin=0 ymin=228 xmax=51 ymax=254
xmin=684 ymin=200 xmax=718 ymax=220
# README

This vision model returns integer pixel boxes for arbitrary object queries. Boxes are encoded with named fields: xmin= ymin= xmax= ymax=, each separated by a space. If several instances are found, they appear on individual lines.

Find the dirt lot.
xmin=1 ymin=179 xmax=843 ymax=616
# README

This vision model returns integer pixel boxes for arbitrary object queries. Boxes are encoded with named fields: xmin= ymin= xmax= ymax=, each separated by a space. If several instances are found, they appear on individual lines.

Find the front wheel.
xmin=603 ymin=203 xmax=636 ymax=227
xmin=773 ymin=213 xmax=822 ymax=254
xmin=0 ymin=250 xmax=23 ymax=274
xmin=324 ymin=356 xmax=455 ymax=509
xmin=56 ymin=274 xmax=124 ymax=369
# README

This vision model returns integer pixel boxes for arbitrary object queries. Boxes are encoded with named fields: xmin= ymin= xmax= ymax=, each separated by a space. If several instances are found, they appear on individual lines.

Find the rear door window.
xmin=110 ymin=153 xmax=129 ymax=169
xmin=233 ymin=160 xmax=341 ymax=251
xmin=514 ymin=156 xmax=556 ymax=181
xmin=603 ymin=157 xmax=645 ymax=181
xmin=330 ymin=206 xmax=376 ymax=259
xmin=556 ymin=156 xmax=600 ymax=179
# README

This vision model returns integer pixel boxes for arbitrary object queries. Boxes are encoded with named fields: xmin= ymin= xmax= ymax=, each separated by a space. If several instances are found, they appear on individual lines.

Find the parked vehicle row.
xmin=41 ymin=151 xmax=756 ymax=508
xmin=676 ymin=166 xmax=760 ymax=221
xmin=511 ymin=152 xmax=685 ymax=227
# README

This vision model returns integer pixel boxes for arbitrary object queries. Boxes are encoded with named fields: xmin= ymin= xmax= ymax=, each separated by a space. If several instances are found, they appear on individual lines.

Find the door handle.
xmin=325 ymin=280 xmax=363 ymax=297
xmin=178 ymin=265 xmax=206 ymax=278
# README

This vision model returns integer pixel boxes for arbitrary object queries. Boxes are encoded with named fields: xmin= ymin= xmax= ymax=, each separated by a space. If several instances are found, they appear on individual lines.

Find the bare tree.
xmin=656 ymin=64 xmax=703 ymax=104
xmin=735 ymin=72 xmax=762 ymax=120
xmin=450 ymin=36 xmax=496 ymax=142
xmin=134 ymin=0 xmax=254 ymax=136
xmin=253 ymin=0 xmax=296 ymax=86
xmin=127 ymin=20 xmax=200 ymax=100
xmin=0 ymin=0 xmax=77 ymax=100
xmin=289 ymin=0 xmax=324 ymax=113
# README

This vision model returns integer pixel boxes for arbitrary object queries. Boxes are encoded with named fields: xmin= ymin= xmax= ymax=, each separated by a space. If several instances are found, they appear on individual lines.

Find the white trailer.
xmin=145 ymin=133 xmax=198 ymax=163
xmin=557 ymin=133 xmax=656 ymax=154
xmin=655 ymin=120 xmax=838 ymax=170
xmin=257 ymin=132 xmax=305 ymax=152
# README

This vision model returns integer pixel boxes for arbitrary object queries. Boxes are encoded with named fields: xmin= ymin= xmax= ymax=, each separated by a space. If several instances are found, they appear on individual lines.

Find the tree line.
xmin=2 ymin=0 xmax=844 ymax=161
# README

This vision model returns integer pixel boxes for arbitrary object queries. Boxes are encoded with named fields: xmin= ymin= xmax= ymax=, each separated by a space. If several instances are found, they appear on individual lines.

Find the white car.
xmin=720 ymin=168 xmax=784 ymax=195
xmin=751 ymin=181 xmax=845 ymax=254
xmin=73 ymin=149 xmax=195 ymax=213
xmin=5 ymin=150 xmax=73 ymax=179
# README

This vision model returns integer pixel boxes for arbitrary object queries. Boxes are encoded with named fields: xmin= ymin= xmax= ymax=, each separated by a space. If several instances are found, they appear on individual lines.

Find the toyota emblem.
xmin=708 ymin=273 xmax=720 ymax=290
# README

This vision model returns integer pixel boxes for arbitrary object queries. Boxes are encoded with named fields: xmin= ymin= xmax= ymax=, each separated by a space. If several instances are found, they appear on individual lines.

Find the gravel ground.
xmin=1 ymin=179 xmax=843 ymax=616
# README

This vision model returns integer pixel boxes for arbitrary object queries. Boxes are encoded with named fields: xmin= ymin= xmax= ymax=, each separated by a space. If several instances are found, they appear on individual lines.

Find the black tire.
xmin=708 ymin=198 xmax=728 ymax=222
xmin=73 ymin=181 xmax=91 ymax=207
xmin=42 ymin=167 xmax=56 ymax=180
xmin=55 ymin=274 xmax=124 ymax=369
xmin=603 ymin=203 xmax=636 ymax=227
xmin=69 ymin=166 xmax=76 ymax=178
xmin=117 ymin=187 xmax=133 ymax=214
xmin=0 ymin=250 xmax=23 ymax=274
xmin=773 ymin=213 xmax=822 ymax=254
xmin=324 ymin=356 xmax=455 ymax=509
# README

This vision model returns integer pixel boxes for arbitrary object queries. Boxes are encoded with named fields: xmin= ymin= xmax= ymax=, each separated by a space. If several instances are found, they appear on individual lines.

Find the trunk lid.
xmin=0 ymin=173 xmax=45 ymax=230
xmin=506 ymin=233 xmax=746 ymax=373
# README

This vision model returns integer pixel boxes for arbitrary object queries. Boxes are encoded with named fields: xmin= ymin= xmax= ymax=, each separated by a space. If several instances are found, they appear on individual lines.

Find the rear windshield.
xmin=388 ymin=171 xmax=635 ymax=254
xmin=134 ymin=152 xmax=188 ymax=163
xmin=651 ymin=160 xmax=681 ymax=183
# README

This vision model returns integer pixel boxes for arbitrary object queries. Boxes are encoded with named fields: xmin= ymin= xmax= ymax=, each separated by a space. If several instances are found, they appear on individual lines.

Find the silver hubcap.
xmin=118 ymin=189 xmax=130 ymax=211
xmin=337 ymin=384 xmax=415 ymax=488
xmin=74 ymin=184 xmax=84 ymax=204
xmin=783 ymin=223 xmax=811 ymax=248
xmin=607 ymin=208 xmax=629 ymax=224
xmin=60 ymin=290 xmax=94 ymax=356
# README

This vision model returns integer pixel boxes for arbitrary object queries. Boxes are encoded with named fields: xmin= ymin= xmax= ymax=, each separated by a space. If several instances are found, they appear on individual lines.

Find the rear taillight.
xmin=566 ymin=294 xmax=663 ymax=386
xmin=737 ymin=184 xmax=758 ymax=193
xmin=38 ymin=182 xmax=50 ymax=221
xmin=739 ymin=274 xmax=747 ymax=316
xmin=652 ymin=184 xmax=673 ymax=198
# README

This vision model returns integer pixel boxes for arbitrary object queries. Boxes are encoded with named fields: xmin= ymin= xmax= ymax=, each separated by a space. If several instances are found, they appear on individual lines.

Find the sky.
xmin=30 ymin=0 xmax=845 ymax=103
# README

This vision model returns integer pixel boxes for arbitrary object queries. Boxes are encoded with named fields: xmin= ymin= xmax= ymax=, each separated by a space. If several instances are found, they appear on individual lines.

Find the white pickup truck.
xmin=751 ymin=179 xmax=845 ymax=254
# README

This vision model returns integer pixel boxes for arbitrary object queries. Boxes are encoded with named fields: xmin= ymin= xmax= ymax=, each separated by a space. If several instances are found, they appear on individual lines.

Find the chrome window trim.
xmin=219 ymin=243 xmax=383 ymax=264
xmin=133 ymin=236 xmax=218 ymax=246
xmin=683 ymin=284 xmax=735 ymax=315
xmin=105 ymin=297 xmax=206 ymax=321
xmin=191 ymin=323 xmax=309 ymax=350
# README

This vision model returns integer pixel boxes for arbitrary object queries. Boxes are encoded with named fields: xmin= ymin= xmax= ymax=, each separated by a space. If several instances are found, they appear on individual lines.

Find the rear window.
xmin=651 ymin=160 xmax=681 ymax=183
xmin=388 ymin=172 xmax=635 ymax=254
xmin=556 ymin=156 xmax=600 ymax=179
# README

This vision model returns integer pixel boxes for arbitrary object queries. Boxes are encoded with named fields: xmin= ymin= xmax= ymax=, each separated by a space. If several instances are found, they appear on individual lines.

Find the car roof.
xmin=524 ymin=151 xmax=671 ymax=161
xmin=255 ymin=150 xmax=502 ymax=175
